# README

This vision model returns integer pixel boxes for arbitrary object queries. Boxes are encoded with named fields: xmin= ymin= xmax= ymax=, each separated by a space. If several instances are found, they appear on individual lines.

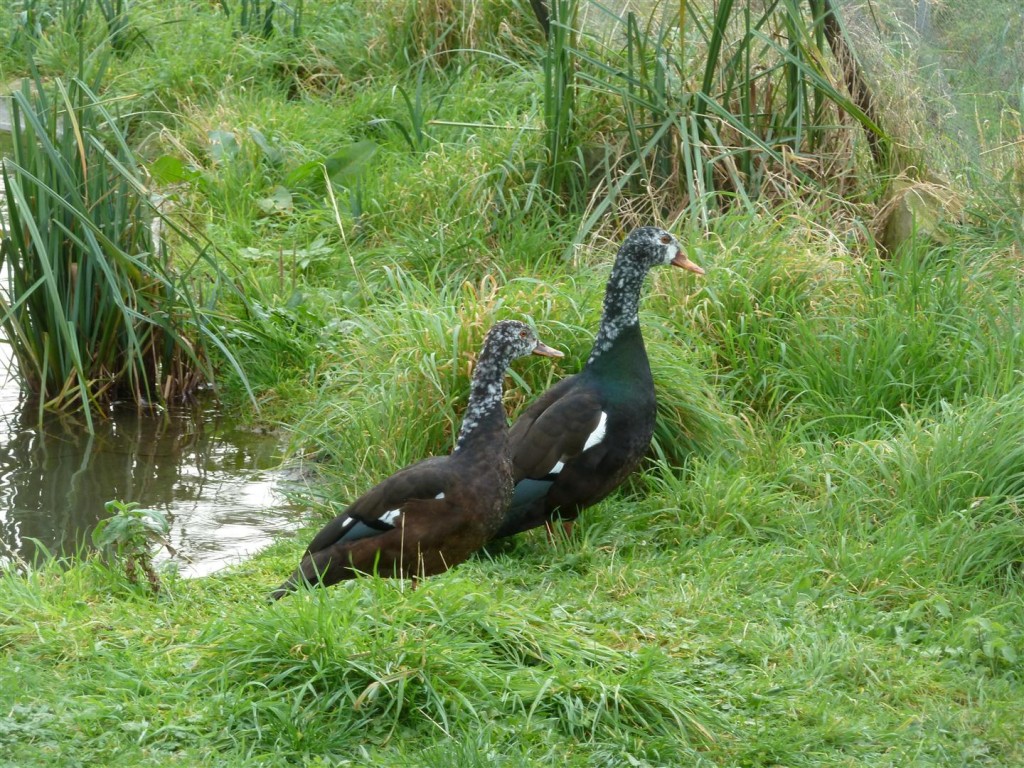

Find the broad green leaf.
xmin=248 ymin=127 xmax=284 ymax=166
xmin=256 ymin=185 xmax=293 ymax=214
xmin=208 ymin=130 xmax=240 ymax=164
xmin=149 ymin=155 xmax=201 ymax=184
xmin=284 ymin=141 xmax=377 ymax=189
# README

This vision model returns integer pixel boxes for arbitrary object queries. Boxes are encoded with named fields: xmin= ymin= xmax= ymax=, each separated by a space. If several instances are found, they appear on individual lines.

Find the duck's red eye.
xmin=520 ymin=330 xmax=528 ymax=338
xmin=660 ymin=234 xmax=672 ymax=244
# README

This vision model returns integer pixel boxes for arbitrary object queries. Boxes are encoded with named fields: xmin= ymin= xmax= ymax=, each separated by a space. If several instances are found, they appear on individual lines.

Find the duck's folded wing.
xmin=303 ymin=458 xmax=450 ymax=553
xmin=509 ymin=384 xmax=605 ymax=480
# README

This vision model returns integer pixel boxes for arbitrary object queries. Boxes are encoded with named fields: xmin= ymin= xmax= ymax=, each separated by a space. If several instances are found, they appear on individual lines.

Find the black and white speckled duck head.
xmin=456 ymin=320 xmax=563 ymax=450
xmin=479 ymin=320 xmax=563 ymax=372
xmin=587 ymin=227 xmax=703 ymax=365
xmin=618 ymin=226 xmax=704 ymax=276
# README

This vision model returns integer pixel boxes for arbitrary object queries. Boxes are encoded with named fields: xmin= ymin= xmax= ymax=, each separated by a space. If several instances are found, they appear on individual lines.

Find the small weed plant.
xmin=91 ymin=500 xmax=174 ymax=594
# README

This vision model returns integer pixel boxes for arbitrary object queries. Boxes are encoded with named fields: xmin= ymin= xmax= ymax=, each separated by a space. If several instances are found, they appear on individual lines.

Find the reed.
xmin=542 ymin=0 xmax=582 ymax=204
xmin=0 ymin=76 xmax=248 ymax=428
xmin=221 ymin=0 xmax=304 ymax=39
xmin=7 ymin=0 xmax=144 ymax=66
xmin=536 ymin=0 xmax=887 ymax=236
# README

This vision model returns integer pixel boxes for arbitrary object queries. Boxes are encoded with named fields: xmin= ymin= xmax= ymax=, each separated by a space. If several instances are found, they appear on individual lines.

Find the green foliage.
xmin=0 ymin=2 xmax=1022 ymax=766
xmin=284 ymin=264 xmax=568 ymax=494
xmin=92 ymin=0 xmax=135 ymax=56
xmin=380 ymin=0 xmax=539 ymax=68
xmin=150 ymin=120 xmax=378 ymax=245
xmin=0 ymin=75 xmax=250 ymax=426
xmin=91 ymin=499 xmax=173 ymax=593
xmin=7 ymin=0 xmax=144 ymax=70
xmin=368 ymin=62 xmax=456 ymax=153
xmin=10 ymin=0 xmax=93 ymax=46
xmin=208 ymin=582 xmax=716 ymax=756
xmin=522 ymin=0 xmax=889 ymax=228
xmin=541 ymin=0 xmax=581 ymax=203
xmin=855 ymin=387 xmax=1024 ymax=587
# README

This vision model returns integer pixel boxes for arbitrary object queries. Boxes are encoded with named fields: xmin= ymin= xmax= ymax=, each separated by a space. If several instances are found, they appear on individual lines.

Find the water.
xmin=0 ymin=372 xmax=301 ymax=578
xmin=0 ymin=117 xmax=300 ymax=578
xmin=0 ymin=376 xmax=301 ymax=577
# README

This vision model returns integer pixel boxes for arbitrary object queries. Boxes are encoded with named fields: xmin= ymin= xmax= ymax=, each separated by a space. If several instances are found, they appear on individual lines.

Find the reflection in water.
xmin=0 ymin=392 xmax=300 ymax=577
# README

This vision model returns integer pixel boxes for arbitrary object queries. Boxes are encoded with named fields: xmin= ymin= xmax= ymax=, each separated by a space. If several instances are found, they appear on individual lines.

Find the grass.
xmin=1 ymin=0 xmax=1023 ymax=765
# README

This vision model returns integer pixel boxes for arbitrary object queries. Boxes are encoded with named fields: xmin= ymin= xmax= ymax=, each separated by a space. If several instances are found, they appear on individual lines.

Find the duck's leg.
xmin=543 ymin=519 xmax=576 ymax=541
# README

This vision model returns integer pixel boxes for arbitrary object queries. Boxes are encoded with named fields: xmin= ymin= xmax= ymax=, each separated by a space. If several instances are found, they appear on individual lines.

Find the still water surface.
xmin=0 ymin=371 xmax=301 ymax=577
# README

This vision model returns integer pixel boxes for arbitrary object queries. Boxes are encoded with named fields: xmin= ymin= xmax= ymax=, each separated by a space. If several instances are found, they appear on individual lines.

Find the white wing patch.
xmin=380 ymin=508 xmax=401 ymax=526
xmin=435 ymin=492 xmax=445 ymax=500
xmin=582 ymin=411 xmax=609 ymax=452
xmin=547 ymin=413 xmax=607 ymax=475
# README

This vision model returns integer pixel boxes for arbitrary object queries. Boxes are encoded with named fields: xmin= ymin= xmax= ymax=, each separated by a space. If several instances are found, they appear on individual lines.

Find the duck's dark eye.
xmin=660 ymin=234 xmax=672 ymax=245
xmin=519 ymin=330 xmax=528 ymax=339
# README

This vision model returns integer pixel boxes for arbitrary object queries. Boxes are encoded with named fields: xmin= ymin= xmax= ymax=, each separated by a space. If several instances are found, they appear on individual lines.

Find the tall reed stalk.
xmin=542 ymin=0 xmax=581 ymax=203
xmin=9 ymin=0 xmax=143 ymax=59
xmin=221 ymin=0 xmax=304 ymax=39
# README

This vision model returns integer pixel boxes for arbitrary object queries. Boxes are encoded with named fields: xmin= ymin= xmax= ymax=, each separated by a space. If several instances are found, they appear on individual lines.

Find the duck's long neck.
xmin=455 ymin=350 xmax=511 ymax=452
xmin=586 ymin=257 xmax=648 ymax=367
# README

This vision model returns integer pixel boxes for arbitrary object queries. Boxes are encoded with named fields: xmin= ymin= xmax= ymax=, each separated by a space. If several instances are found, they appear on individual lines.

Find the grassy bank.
xmin=2 ymin=0 xmax=1023 ymax=765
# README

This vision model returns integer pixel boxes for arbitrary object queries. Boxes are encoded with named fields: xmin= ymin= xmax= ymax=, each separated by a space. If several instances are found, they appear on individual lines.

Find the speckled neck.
xmin=455 ymin=340 xmax=515 ymax=452
xmin=586 ymin=250 xmax=650 ymax=366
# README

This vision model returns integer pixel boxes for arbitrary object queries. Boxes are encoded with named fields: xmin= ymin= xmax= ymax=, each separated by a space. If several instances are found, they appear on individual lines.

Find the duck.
xmin=493 ymin=226 xmax=704 ymax=540
xmin=271 ymin=320 xmax=562 ymax=599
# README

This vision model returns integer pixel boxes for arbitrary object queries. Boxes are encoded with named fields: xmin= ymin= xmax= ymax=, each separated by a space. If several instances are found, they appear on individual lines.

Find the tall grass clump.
xmin=381 ymin=0 xmax=540 ymax=68
xmin=864 ymin=387 xmax=1024 ymax=588
xmin=528 ymin=0 xmax=885 ymax=234
xmin=779 ymin=246 xmax=1023 ymax=431
xmin=0 ymin=76 xmax=248 ymax=427
xmin=285 ymin=265 xmax=568 ymax=508
xmin=684 ymin=213 xmax=846 ymax=417
xmin=6 ymin=0 xmax=146 ymax=74
xmin=681 ymin=214 xmax=1023 ymax=435
xmin=813 ymin=384 xmax=1024 ymax=596
xmin=970 ymin=100 xmax=1024 ymax=245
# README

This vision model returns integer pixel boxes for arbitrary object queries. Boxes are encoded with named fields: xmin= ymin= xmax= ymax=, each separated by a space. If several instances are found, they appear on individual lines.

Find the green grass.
xmin=1 ymin=0 xmax=1023 ymax=765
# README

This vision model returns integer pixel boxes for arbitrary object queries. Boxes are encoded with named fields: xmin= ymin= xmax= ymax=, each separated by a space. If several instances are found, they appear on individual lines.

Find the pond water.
xmin=0 ymin=118 xmax=301 ymax=578
xmin=0 ymin=371 xmax=302 ymax=577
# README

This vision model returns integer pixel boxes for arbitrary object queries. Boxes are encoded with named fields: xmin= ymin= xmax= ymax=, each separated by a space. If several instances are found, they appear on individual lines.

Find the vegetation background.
xmin=0 ymin=0 xmax=1022 ymax=765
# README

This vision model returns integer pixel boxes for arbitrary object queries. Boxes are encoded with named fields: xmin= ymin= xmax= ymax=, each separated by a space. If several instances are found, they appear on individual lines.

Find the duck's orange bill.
xmin=532 ymin=342 xmax=564 ymax=358
xmin=671 ymin=253 xmax=705 ymax=275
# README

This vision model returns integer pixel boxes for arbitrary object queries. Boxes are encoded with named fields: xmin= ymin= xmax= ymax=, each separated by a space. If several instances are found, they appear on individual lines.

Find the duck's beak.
xmin=671 ymin=251 xmax=705 ymax=275
xmin=532 ymin=341 xmax=564 ymax=358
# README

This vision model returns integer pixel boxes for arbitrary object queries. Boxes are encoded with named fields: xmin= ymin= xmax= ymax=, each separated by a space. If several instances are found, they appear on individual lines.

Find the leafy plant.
xmin=91 ymin=500 xmax=174 ymax=594
xmin=151 ymin=127 xmax=375 ymax=234
xmin=368 ymin=63 xmax=456 ymax=153
xmin=962 ymin=616 xmax=1021 ymax=674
